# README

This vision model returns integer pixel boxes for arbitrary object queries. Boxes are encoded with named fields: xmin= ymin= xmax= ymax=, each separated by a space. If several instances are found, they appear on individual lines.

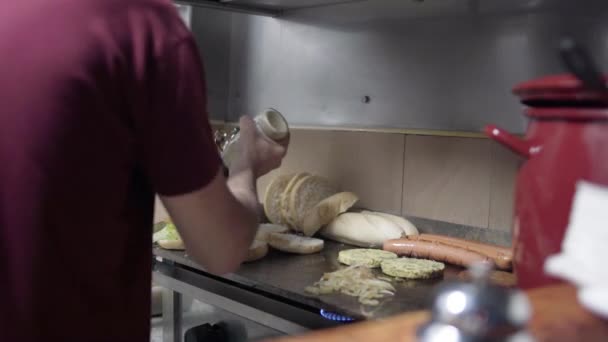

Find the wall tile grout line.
xmin=400 ymin=134 xmax=408 ymax=217
xmin=485 ymin=141 xmax=494 ymax=230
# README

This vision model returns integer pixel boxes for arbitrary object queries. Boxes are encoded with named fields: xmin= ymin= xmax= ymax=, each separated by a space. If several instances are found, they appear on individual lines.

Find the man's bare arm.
xmin=160 ymin=116 xmax=287 ymax=275
xmin=160 ymin=168 xmax=258 ymax=275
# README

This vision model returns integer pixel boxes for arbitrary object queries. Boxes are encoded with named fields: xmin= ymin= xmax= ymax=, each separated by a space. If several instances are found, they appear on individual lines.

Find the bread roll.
xmin=157 ymin=239 xmax=185 ymax=250
xmin=361 ymin=211 xmax=419 ymax=236
xmin=320 ymin=212 xmax=404 ymax=248
xmin=301 ymin=192 xmax=359 ymax=237
xmin=255 ymin=223 xmax=290 ymax=242
xmin=245 ymin=240 xmax=269 ymax=262
xmin=268 ymin=233 xmax=324 ymax=254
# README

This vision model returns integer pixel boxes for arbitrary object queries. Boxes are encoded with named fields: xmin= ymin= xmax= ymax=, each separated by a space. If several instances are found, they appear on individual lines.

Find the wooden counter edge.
xmin=266 ymin=285 xmax=608 ymax=342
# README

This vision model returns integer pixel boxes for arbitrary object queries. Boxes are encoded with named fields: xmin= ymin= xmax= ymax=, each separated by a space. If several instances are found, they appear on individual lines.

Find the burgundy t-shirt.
xmin=0 ymin=0 xmax=220 ymax=340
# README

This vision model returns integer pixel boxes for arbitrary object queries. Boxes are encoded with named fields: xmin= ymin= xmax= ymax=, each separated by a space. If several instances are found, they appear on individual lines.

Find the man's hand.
xmin=232 ymin=115 xmax=288 ymax=178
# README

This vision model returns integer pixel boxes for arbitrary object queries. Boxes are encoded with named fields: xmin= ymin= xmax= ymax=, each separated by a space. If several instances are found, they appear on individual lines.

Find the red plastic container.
xmin=486 ymin=74 xmax=608 ymax=289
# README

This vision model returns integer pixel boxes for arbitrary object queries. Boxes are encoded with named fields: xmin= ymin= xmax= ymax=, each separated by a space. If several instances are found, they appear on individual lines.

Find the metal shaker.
xmin=418 ymin=263 xmax=534 ymax=342
xmin=221 ymin=108 xmax=289 ymax=170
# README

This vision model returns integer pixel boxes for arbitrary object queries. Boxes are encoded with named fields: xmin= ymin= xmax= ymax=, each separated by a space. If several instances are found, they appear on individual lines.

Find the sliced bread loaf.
xmin=301 ymin=192 xmax=358 ymax=236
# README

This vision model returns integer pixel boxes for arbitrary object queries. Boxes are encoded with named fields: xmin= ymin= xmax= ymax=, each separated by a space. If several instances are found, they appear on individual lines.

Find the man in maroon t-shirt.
xmin=0 ymin=0 xmax=286 ymax=340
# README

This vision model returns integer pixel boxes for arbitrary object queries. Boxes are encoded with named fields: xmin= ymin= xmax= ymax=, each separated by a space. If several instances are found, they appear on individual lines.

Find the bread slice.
xmin=320 ymin=212 xmax=404 ymax=248
xmin=289 ymin=175 xmax=338 ymax=231
xmin=338 ymin=248 xmax=398 ymax=268
xmin=268 ymin=233 xmax=324 ymax=254
xmin=380 ymin=258 xmax=445 ymax=279
xmin=301 ymin=192 xmax=359 ymax=237
xmin=280 ymin=173 xmax=309 ymax=227
xmin=245 ymin=240 xmax=269 ymax=262
xmin=263 ymin=174 xmax=294 ymax=224
xmin=255 ymin=223 xmax=290 ymax=242
xmin=157 ymin=239 xmax=185 ymax=250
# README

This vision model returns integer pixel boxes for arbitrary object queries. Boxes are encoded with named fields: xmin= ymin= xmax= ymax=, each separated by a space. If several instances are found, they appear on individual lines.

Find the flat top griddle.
xmin=153 ymin=241 xmax=463 ymax=321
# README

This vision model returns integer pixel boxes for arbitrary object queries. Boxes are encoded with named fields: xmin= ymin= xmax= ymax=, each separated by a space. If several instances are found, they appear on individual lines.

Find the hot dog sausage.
xmin=383 ymin=239 xmax=494 ymax=268
xmin=407 ymin=234 xmax=512 ymax=270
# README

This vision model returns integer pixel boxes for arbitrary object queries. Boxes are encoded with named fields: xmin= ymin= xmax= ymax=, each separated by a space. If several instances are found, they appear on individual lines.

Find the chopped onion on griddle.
xmin=305 ymin=265 xmax=395 ymax=306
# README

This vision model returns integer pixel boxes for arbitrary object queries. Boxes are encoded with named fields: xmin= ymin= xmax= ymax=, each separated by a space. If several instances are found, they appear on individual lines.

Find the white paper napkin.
xmin=544 ymin=181 xmax=608 ymax=318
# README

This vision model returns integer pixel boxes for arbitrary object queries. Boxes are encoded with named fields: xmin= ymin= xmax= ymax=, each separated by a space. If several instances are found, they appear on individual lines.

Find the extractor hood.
xmin=176 ymin=0 xmax=608 ymax=18
xmin=175 ymin=0 xmax=363 ymax=17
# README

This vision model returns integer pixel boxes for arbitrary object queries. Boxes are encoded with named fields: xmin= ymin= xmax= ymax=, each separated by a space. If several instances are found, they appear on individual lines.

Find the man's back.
xmin=0 ymin=0 xmax=219 ymax=340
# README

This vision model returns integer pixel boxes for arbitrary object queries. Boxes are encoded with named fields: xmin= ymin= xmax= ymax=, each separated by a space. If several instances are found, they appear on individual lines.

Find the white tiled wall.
xmin=258 ymin=128 xmax=520 ymax=231
xmin=156 ymin=127 xmax=520 ymax=231
xmin=401 ymin=135 xmax=493 ymax=228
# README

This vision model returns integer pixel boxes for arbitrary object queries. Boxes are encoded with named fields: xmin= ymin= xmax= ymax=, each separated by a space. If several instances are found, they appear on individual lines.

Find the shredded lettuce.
xmin=153 ymin=222 xmax=181 ymax=243
xmin=153 ymin=221 xmax=168 ymax=233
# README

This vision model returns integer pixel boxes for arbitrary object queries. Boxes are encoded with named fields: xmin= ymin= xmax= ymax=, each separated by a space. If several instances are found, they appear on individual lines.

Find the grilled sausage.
xmin=407 ymin=234 xmax=512 ymax=270
xmin=383 ymin=239 xmax=494 ymax=268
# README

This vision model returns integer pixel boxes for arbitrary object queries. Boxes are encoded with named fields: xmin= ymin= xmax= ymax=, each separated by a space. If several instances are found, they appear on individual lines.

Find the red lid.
xmin=525 ymin=107 xmax=608 ymax=120
xmin=513 ymin=74 xmax=608 ymax=107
